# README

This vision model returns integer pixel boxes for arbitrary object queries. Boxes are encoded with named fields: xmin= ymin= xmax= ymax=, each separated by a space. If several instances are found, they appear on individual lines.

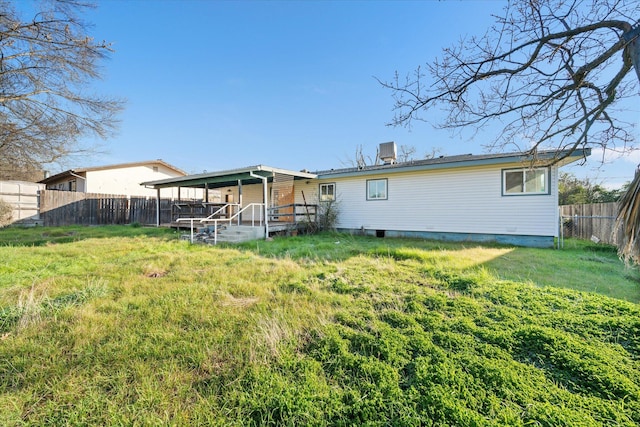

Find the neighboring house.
xmin=39 ymin=160 xmax=203 ymax=199
xmin=141 ymin=145 xmax=590 ymax=247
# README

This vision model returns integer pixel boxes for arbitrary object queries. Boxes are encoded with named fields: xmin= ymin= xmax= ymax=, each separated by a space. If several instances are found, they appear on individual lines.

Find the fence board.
xmin=40 ymin=190 xmax=175 ymax=226
xmin=560 ymin=202 xmax=621 ymax=246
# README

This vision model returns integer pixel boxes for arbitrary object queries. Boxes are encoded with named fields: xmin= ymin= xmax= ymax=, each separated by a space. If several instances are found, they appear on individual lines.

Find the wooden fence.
xmin=560 ymin=202 xmax=622 ymax=246
xmin=39 ymin=190 xmax=174 ymax=227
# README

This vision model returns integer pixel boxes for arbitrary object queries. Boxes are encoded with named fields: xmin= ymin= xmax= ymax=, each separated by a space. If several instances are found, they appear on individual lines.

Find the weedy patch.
xmin=218 ymin=292 xmax=259 ymax=308
xmin=0 ymin=229 xmax=639 ymax=426
xmin=0 ymin=279 xmax=108 ymax=333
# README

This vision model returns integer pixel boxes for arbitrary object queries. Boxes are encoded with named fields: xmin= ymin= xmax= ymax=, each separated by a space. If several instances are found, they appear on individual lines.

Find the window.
xmin=502 ymin=168 xmax=549 ymax=195
xmin=367 ymin=178 xmax=388 ymax=200
xmin=319 ymin=183 xmax=335 ymax=201
xmin=153 ymin=166 xmax=159 ymax=172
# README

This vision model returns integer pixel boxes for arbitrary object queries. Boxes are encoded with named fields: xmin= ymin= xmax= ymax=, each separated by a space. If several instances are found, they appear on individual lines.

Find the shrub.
xmin=317 ymin=199 xmax=340 ymax=232
xmin=0 ymin=198 xmax=13 ymax=227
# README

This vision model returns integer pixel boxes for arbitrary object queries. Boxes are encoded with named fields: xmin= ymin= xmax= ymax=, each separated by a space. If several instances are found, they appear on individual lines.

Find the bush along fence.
xmin=560 ymin=202 xmax=622 ymax=246
xmin=39 ymin=190 xmax=175 ymax=226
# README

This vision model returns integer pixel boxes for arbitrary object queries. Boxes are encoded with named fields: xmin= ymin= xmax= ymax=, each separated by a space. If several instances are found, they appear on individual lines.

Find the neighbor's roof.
xmin=140 ymin=165 xmax=317 ymax=189
xmin=40 ymin=159 xmax=186 ymax=184
xmin=314 ymin=148 xmax=591 ymax=179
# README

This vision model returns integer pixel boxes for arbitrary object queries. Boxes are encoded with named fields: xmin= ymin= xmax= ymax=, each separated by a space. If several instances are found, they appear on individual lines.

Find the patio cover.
xmin=140 ymin=165 xmax=317 ymax=190
xmin=140 ymin=165 xmax=317 ymax=229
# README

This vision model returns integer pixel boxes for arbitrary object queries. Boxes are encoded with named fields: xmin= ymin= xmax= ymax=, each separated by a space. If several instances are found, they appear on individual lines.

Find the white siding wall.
xmin=321 ymin=164 xmax=559 ymax=237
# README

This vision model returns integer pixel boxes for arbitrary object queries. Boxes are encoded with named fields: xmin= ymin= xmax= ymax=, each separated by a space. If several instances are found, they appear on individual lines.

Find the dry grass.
xmin=16 ymin=285 xmax=43 ymax=331
xmin=0 ymin=228 xmax=638 ymax=426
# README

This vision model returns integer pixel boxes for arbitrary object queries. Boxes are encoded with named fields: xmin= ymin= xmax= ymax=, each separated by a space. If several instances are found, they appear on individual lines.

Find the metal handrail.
xmin=176 ymin=203 xmax=239 ymax=243
xmin=178 ymin=203 xmax=265 ymax=244
xmin=202 ymin=203 xmax=240 ymax=221
xmin=202 ymin=203 xmax=265 ymax=245
xmin=201 ymin=202 xmax=264 ymax=225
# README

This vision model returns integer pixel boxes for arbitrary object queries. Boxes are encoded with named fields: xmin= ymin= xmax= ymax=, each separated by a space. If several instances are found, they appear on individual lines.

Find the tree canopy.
xmin=379 ymin=0 xmax=639 ymax=163
xmin=559 ymin=172 xmax=626 ymax=205
xmin=0 ymin=0 xmax=123 ymax=178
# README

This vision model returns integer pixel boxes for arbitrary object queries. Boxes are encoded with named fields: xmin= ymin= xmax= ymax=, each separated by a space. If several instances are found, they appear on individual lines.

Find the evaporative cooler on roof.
xmin=379 ymin=142 xmax=397 ymax=164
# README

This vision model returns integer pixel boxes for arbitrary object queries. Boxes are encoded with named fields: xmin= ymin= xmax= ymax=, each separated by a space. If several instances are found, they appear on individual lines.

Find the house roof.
xmin=39 ymin=160 xmax=186 ymax=184
xmin=140 ymin=165 xmax=317 ymax=189
xmin=314 ymin=148 xmax=591 ymax=179
xmin=139 ymin=148 xmax=591 ymax=190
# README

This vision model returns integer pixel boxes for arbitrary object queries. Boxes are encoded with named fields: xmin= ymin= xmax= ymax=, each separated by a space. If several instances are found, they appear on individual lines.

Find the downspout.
xmin=156 ymin=188 xmax=161 ymax=227
xmin=249 ymin=171 xmax=269 ymax=238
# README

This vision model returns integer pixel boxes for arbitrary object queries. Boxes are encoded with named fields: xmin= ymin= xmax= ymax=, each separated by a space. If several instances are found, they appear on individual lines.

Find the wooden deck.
xmin=168 ymin=202 xmax=317 ymax=237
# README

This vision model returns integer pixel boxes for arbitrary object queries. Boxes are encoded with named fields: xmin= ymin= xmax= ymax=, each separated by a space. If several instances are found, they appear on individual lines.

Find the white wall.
xmin=84 ymin=164 xmax=202 ymax=198
xmin=0 ymin=180 xmax=45 ymax=225
xmin=318 ymin=164 xmax=559 ymax=238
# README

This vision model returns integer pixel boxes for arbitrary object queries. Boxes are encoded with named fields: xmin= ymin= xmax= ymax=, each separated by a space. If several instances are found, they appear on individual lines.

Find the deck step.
xmin=217 ymin=225 xmax=265 ymax=243
xmin=183 ymin=224 xmax=265 ymax=244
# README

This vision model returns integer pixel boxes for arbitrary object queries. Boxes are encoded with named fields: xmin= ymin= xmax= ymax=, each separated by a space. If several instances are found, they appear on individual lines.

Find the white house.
xmin=309 ymin=147 xmax=590 ymax=247
xmin=39 ymin=160 xmax=204 ymax=199
xmin=141 ymin=146 xmax=590 ymax=247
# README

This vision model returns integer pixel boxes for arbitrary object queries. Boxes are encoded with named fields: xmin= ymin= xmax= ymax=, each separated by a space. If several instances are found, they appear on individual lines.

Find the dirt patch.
xmin=145 ymin=271 xmax=167 ymax=278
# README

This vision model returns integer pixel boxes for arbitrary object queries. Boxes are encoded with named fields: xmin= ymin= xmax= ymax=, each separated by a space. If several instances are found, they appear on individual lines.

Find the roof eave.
xmin=317 ymin=148 xmax=591 ymax=179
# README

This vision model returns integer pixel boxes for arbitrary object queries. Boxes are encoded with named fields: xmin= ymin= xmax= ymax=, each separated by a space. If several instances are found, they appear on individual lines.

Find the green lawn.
xmin=0 ymin=226 xmax=638 ymax=426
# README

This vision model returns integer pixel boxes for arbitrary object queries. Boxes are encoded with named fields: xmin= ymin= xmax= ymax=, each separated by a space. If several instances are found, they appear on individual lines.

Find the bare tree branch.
xmin=0 ymin=0 xmax=124 ymax=178
xmin=377 ymin=0 xmax=639 ymax=163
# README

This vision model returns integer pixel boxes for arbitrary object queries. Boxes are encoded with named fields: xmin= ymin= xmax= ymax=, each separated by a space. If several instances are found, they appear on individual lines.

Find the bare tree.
xmin=379 ymin=0 xmax=639 ymax=163
xmin=343 ymin=144 xmax=445 ymax=167
xmin=424 ymin=147 xmax=443 ymax=160
xmin=397 ymin=144 xmax=416 ymax=163
xmin=379 ymin=0 xmax=640 ymax=261
xmin=0 ymin=0 xmax=123 ymax=178
xmin=342 ymin=144 xmax=381 ymax=168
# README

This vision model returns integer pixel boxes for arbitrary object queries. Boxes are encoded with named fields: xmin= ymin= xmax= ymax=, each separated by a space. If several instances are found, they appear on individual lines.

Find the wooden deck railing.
xmin=268 ymin=203 xmax=317 ymax=223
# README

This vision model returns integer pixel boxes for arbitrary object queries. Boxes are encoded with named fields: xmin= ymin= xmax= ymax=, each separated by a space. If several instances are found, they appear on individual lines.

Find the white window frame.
xmin=502 ymin=167 xmax=550 ymax=196
xmin=319 ymin=183 xmax=336 ymax=201
xmin=367 ymin=178 xmax=388 ymax=201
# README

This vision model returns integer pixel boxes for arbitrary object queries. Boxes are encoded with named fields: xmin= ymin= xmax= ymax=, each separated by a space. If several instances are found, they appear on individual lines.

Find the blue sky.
xmin=50 ymin=1 xmax=639 ymax=188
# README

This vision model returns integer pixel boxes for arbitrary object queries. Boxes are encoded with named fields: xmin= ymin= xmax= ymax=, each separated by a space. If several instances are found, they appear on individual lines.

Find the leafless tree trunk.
xmin=0 ymin=0 xmax=124 ymax=177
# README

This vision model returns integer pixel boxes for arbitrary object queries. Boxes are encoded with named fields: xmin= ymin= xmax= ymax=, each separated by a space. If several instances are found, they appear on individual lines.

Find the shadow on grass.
xmin=237 ymin=232 xmax=510 ymax=262
xmin=0 ymin=225 xmax=178 ymax=247
xmin=237 ymin=232 xmax=640 ymax=304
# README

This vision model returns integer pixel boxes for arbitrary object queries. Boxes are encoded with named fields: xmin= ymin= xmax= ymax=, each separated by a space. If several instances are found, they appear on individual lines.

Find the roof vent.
xmin=379 ymin=142 xmax=397 ymax=164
